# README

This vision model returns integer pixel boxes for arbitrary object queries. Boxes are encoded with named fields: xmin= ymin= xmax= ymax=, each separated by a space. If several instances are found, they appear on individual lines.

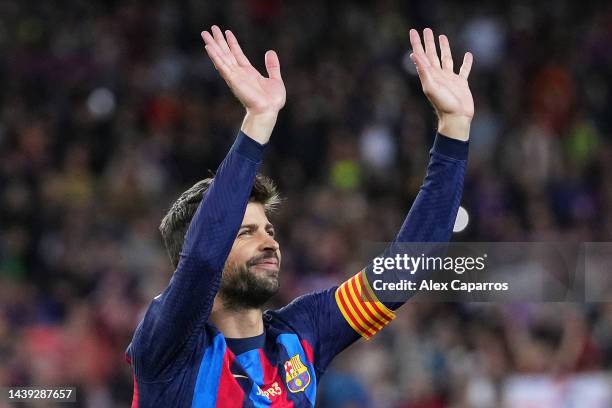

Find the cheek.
xmin=226 ymin=242 xmax=252 ymax=267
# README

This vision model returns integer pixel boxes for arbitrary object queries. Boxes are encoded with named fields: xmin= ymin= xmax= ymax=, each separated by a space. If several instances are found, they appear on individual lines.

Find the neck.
xmin=209 ymin=297 xmax=264 ymax=338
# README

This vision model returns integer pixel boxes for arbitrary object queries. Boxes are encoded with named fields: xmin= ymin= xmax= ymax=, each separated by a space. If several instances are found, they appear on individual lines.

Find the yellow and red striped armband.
xmin=334 ymin=270 xmax=396 ymax=340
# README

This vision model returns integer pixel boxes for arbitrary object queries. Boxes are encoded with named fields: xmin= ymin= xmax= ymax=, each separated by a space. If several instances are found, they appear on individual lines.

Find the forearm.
xmin=241 ymin=111 xmax=278 ymax=144
xmin=132 ymin=130 xmax=265 ymax=377
xmin=180 ymin=131 xmax=265 ymax=274
xmin=395 ymin=133 xmax=468 ymax=242
xmin=365 ymin=133 xmax=469 ymax=309
xmin=437 ymin=114 xmax=471 ymax=142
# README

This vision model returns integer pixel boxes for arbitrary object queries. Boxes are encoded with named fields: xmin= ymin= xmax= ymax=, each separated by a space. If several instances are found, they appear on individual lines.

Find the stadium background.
xmin=1 ymin=0 xmax=611 ymax=406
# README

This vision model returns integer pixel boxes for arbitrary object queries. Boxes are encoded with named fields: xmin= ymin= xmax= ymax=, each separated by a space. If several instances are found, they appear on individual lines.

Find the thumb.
xmin=265 ymin=50 xmax=282 ymax=80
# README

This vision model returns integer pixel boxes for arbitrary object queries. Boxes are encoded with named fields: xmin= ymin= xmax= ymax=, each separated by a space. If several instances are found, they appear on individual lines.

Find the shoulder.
xmin=129 ymin=322 xmax=218 ymax=383
xmin=263 ymin=287 xmax=339 ymax=334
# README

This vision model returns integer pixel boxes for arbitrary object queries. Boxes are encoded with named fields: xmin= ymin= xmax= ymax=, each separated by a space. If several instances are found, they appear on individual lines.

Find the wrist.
xmin=240 ymin=110 xmax=279 ymax=144
xmin=437 ymin=114 xmax=472 ymax=142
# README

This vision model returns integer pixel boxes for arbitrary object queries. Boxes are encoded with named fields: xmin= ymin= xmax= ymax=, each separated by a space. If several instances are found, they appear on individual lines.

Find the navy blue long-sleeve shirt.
xmin=126 ymin=131 xmax=468 ymax=407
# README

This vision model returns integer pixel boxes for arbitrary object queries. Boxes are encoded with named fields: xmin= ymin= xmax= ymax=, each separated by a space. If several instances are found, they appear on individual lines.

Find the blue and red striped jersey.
xmin=126 ymin=131 xmax=468 ymax=407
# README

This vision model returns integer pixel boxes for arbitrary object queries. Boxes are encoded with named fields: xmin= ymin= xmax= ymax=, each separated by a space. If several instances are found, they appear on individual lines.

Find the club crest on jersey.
xmin=283 ymin=354 xmax=311 ymax=393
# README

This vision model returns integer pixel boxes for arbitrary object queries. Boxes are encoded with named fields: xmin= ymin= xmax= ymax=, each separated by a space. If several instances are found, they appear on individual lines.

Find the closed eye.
xmin=238 ymin=228 xmax=254 ymax=237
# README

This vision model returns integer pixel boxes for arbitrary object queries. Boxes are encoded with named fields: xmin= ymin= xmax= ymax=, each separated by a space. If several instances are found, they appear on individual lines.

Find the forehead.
xmin=242 ymin=202 xmax=271 ymax=224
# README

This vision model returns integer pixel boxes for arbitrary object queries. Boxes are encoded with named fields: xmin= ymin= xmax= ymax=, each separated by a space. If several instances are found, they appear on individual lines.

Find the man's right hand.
xmin=202 ymin=26 xmax=286 ymax=145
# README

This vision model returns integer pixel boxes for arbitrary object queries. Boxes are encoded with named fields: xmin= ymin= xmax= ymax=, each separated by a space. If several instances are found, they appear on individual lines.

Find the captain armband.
xmin=334 ymin=270 xmax=396 ymax=340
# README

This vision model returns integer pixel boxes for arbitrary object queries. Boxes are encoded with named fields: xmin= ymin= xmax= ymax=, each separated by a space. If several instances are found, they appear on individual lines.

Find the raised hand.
xmin=202 ymin=26 xmax=286 ymax=114
xmin=409 ymin=28 xmax=474 ymax=141
xmin=202 ymin=26 xmax=286 ymax=143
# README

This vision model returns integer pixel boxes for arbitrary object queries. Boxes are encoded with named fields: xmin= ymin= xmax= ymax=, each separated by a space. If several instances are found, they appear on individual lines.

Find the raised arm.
xmin=363 ymin=28 xmax=474 ymax=309
xmin=128 ymin=26 xmax=285 ymax=380
xmin=276 ymin=29 xmax=474 ymax=373
xmin=395 ymin=28 xmax=473 ymax=240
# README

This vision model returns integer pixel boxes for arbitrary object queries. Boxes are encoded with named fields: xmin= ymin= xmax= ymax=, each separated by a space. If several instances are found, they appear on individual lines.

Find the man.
xmin=126 ymin=25 xmax=473 ymax=407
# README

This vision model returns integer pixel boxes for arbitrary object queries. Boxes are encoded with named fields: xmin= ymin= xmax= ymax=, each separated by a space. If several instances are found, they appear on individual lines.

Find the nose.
xmin=259 ymin=232 xmax=280 ymax=252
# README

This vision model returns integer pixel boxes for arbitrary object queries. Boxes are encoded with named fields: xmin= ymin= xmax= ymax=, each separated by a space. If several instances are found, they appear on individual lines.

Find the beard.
xmin=219 ymin=251 xmax=280 ymax=310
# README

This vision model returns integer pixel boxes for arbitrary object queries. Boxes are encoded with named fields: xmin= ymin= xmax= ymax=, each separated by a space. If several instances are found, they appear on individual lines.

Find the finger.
xmin=265 ymin=50 xmax=282 ymax=80
xmin=211 ymin=25 xmax=236 ymax=66
xmin=204 ymin=44 xmax=232 ymax=77
xmin=459 ymin=52 xmax=473 ymax=79
xmin=203 ymin=44 xmax=222 ymax=71
xmin=439 ymin=34 xmax=453 ymax=72
xmin=201 ymin=30 xmax=215 ymax=47
xmin=225 ymin=30 xmax=251 ymax=67
xmin=410 ymin=52 xmax=433 ymax=88
xmin=409 ymin=28 xmax=426 ymax=57
xmin=201 ymin=31 xmax=228 ymax=64
xmin=423 ymin=28 xmax=441 ymax=68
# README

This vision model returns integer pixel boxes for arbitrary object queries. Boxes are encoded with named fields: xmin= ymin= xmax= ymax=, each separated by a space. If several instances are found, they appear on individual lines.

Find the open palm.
xmin=202 ymin=26 xmax=286 ymax=114
xmin=409 ymin=28 xmax=474 ymax=120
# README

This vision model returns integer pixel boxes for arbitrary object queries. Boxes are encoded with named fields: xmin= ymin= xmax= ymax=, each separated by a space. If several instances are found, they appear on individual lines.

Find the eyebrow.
xmin=239 ymin=223 xmax=274 ymax=230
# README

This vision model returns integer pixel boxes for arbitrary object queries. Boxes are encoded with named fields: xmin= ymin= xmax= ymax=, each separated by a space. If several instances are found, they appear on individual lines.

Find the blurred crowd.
xmin=1 ymin=0 xmax=612 ymax=406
